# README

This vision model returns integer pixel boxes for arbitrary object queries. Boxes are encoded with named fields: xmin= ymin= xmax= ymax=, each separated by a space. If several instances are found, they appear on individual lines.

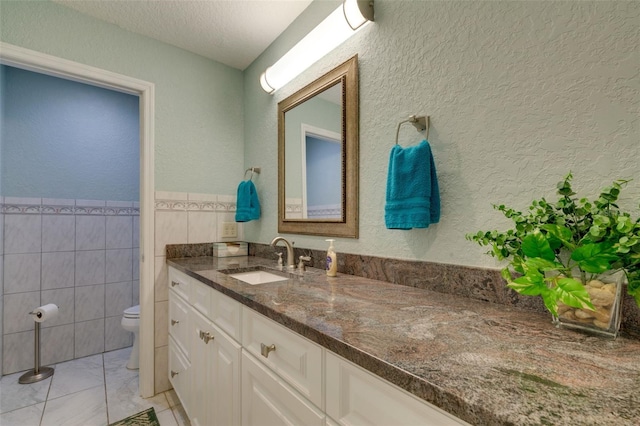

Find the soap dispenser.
xmin=276 ymin=252 xmax=283 ymax=271
xmin=326 ymin=239 xmax=337 ymax=277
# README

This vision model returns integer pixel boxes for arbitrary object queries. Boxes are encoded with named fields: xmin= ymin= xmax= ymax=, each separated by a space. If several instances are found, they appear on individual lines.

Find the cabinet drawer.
xmin=189 ymin=278 xmax=212 ymax=318
xmin=242 ymin=351 xmax=324 ymax=426
xmin=169 ymin=336 xmax=191 ymax=417
xmin=169 ymin=291 xmax=190 ymax=358
xmin=169 ymin=267 xmax=191 ymax=301
xmin=325 ymin=352 xmax=468 ymax=426
xmin=242 ymin=308 xmax=323 ymax=408
xmin=211 ymin=288 xmax=242 ymax=342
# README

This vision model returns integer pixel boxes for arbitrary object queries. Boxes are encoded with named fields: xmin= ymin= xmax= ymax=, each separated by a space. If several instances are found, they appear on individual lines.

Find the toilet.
xmin=121 ymin=305 xmax=140 ymax=370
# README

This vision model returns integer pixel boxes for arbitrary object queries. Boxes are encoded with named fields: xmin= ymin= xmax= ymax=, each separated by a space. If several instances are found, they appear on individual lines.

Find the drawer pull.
xmin=171 ymin=370 xmax=179 ymax=378
xmin=171 ymin=319 xmax=179 ymax=326
xmin=171 ymin=280 xmax=180 ymax=287
xmin=260 ymin=343 xmax=276 ymax=358
xmin=199 ymin=330 xmax=214 ymax=344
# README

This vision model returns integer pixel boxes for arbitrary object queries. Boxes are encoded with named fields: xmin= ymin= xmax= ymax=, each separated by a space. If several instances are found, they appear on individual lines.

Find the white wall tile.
xmin=42 ymin=215 xmax=75 ymax=252
xmin=3 ymin=292 xmax=39 ymax=334
xmin=4 ymin=197 xmax=41 ymax=206
xmin=75 ymin=250 xmax=105 ymax=286
xmin=3 ymin=330 xmax=34 ymax=374
xmin=3 ymin=253 xmax=41 ymax=294
xmin=105 ymin=249 xmax=133 ymax=284
xmin=40 ymin=287 xmax=75 ymax=328
xmin=154 ymin=256 xmax=168 ymax=302
xmin=106 ymin=201 xmax=133 ymax=208
xmin=154 ymin=300 xmax=168 ymax=348
xmin=41 ymin=198 xmax=75 ymax=206
xmin=154 ymin=345 xmax=171 ymax=394
xmin=187 ymin=211 xmax=216 ymax=244
xmin=4 ymin=215 xmax=41 ymax=254
xmin=41 ymin=251 xmax=75 ymax=290
xmin=40 ymin=324 xmax=74 ymax=366
xmin=188 ymin=193 xmax=217 ymax=202
xmin=154 ymin=211 xmax=187 ymax=256
xmin=132 ymin=216 xmax=139 ymax=248
xmin=75 ymin=285 xmax=105 ymax=322
xmin=75 ymin=200 xmax=106 ymax=208
xmin=105 ymin=315 xmax=132 ymax=352
xmin=74 ymin=319 xmax=105 ymax=358
xmin=105 ymin=281 xmax=132 ymax=317
xmin=76 ymin=216 xmax=106 ymax=251
xmin=106 ymin=216 xmax=133 ymax=249
xmin=132 ymin=280 xmax=140 ymax=306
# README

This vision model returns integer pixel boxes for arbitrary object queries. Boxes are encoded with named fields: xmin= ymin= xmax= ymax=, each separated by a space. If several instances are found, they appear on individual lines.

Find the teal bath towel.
xmin=385 ymin=140 xmax=440 ymax=229
xmin=235 ymin=180 xmax=261 ymax=222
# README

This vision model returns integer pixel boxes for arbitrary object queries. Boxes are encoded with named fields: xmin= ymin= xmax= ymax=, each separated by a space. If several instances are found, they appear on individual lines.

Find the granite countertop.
xmin=167 ymin=255 xmax=640 ymax=426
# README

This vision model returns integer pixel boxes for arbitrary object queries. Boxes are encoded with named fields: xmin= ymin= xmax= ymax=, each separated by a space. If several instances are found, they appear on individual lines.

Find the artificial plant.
xmin=467 ymin=173 xmax=640 ymax=316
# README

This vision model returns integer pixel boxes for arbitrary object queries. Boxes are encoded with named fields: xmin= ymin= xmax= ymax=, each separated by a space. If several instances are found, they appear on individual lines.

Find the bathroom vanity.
xmin=167 ymin=255 xmax=640 ymax=425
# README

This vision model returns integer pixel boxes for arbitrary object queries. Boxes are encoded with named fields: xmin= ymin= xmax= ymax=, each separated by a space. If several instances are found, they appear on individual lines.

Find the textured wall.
xmin=2 ymin=66 xmax=139 ymax=200
xmin=0 ymin=0 xmax=245 ymax=195
xmin=243 ymin=0 xmax=640 ymax=269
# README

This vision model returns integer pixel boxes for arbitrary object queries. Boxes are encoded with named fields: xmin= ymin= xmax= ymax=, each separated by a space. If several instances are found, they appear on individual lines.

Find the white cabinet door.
xmin=190 ymin=308 xmax=241 ymax=426
xmin=169 ymin=267 xmax=191 ymax=301
xmin=242 ymin=308 xmax=323 ymax=407
xmin=326 ymin=352 xmax=468 ymax=426
xmin=242 ymin=351 xmax=324 ymax=426
xmin=168 ymin=290 xmax=190 ymax=358
xmin=168 ymin=335 xmax=191 ymax=418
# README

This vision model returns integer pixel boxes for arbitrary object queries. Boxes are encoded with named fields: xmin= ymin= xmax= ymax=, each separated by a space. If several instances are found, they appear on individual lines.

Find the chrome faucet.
xmin=270 ymin=236 xmax=295 ymax=271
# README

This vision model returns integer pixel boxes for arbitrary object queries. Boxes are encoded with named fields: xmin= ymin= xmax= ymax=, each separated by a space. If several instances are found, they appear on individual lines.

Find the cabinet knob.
xmin=199 ymin=330 xmax=214 ymax=344
xmin=171 ymin=319 xmax=179 ymax=326
xmin=260 ymin=343 xmax=276 ymax=358
xmin=171 ymin=280 xmax=180 ymax=287
xmin=171 ymin=370 xmax=178 ymax=378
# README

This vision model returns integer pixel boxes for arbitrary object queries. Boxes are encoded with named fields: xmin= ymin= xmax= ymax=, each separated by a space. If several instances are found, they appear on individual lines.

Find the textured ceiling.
xmin=53 ymin=0 xmax=314 ymax=70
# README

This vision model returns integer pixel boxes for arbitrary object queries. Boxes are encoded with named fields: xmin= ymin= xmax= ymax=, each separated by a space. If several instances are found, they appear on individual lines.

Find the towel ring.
xmin=244 ymin=167 xmax=261 ymax=180
xmin=395 ymin=115 xmax=429 ymax=145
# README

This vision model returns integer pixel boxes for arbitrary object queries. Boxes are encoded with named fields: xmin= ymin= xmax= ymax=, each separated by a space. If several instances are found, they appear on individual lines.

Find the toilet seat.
xmin=123 ymin=304 xmax=140 ymax=319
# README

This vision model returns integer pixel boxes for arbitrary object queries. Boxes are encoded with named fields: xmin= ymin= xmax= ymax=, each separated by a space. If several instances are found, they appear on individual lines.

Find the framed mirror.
xmin=278 ymin=55 xmax=359 ymax=238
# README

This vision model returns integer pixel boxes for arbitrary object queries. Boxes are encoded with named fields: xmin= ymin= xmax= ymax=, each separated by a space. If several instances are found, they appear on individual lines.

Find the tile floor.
xmin=0 ymin=347 xmax=189 ymax=426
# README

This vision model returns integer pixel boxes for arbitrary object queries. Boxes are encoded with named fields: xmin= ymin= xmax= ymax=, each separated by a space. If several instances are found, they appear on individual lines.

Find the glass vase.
xmin=552 ymin=271 xmax=624 ymax=338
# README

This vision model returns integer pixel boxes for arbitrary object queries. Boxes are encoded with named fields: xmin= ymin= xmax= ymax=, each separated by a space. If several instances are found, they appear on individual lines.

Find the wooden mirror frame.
xmin=278 ymin=55 xmax=359 ymax=238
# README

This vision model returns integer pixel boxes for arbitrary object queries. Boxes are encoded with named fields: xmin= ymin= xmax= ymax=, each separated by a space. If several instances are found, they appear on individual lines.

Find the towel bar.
xmin=395 ymin=115 xmax=429 ymax=145
xmin=244 ymin=167 xmax=261 ymax=180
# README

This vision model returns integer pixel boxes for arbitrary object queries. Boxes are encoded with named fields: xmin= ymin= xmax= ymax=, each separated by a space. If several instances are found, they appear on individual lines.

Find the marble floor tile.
xmin=156 ymin=407 xmax=179 ymax=426
xmin=0 ymin=401 xmax=44 ymax=426
xmin=172 ymin=403 xmax=191 ymax=426
xmin=103 ymin=346 xmax=131 ymax=371
xmin=165 ymin=389 xmax=181 ymax=408
xmin=40 ymin=385 xmax=107 ymax=426
xmin=0 ymin=371 xmax=51 ymax=414
xmin=105 ymin=353 xmax=171 ymax=423
xmin=47 ymin=354 xmax=104 ymax=400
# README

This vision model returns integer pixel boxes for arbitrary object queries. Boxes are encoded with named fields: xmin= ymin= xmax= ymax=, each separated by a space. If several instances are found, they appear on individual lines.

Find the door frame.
xmin=0 ymin=42 xmax=156 ymax=397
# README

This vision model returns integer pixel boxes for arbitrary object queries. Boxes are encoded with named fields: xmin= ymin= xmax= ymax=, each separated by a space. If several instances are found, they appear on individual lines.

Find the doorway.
xmin=0 ymin=42 xmax=155 ymax=397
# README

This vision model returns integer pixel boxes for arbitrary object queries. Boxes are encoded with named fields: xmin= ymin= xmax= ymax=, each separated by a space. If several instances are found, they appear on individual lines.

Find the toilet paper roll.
xmin=32 ymin=304 xmax=59 ymax=323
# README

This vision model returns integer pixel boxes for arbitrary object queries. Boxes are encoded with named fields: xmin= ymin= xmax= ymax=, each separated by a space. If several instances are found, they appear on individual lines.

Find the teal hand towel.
xmin=235 ymin=180 xmax=261 ymax=222
xmin=385 ymin=140 xmax=440 ymax=229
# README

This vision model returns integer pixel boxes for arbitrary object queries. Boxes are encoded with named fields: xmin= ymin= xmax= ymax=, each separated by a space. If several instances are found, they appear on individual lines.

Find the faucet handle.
xmin=298 ymin=256 xmax=311 ymax=271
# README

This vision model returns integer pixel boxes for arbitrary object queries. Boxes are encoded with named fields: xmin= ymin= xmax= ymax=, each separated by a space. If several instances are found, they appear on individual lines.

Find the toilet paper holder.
xmin=19 ymin=305 xmax=58 ymax=384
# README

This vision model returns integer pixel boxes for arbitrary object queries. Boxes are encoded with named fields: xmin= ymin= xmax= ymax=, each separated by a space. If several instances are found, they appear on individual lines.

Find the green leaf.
xmin=571 ymin=243 xmax=618 ymax=273
xmin=521 ymin=233 xmax=555 ymax=261
xmin=541 ymin=224 xmax=575 ymax=250
xmin=508 ymin=271 xmax=546 ymax=296
xmin=500 ymin=268 xmax=512 ymax=282
xmin=555 ymin=277 xmax=595 ymax=311
xmin=524 ymin=257 xmax=564 ymax=272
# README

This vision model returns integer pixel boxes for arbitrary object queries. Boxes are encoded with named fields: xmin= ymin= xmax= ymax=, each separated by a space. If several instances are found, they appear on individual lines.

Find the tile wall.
xmin=1 ymin=197 xmax=139 ymax=375
xmin=153 ymin=191 xmax=240 ymax=393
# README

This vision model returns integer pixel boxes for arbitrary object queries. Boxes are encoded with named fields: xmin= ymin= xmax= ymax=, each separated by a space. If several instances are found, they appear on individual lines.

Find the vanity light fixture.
xmin=259 ymin=0 xmax=373 ymax=94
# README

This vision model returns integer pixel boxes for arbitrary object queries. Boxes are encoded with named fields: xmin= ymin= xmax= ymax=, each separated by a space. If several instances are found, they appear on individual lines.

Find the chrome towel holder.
xmin=244 ymin=167 xmax=261 ymax=180
xmin=395 ymin=115 xmax=429 ymax=145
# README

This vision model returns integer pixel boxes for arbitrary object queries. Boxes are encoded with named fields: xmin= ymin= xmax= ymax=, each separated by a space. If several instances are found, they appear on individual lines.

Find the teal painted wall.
xmin=2 ymin=65 xmax=139 ymax=200
xmin=0 ymin=0 xmax=244 ymax=195
xmin=243 ymin=0 xmax=639 ymax=267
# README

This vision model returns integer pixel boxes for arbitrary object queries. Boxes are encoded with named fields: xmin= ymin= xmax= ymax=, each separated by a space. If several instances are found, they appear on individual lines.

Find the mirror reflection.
xmin=284 ymin=82 xmax=342 ymax=219
xmin=278 ymin=55 xmax=359 ymax=238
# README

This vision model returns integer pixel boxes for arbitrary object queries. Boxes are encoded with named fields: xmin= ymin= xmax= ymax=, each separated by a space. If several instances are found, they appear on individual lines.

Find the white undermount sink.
xmin=228 ymin=270 xmax=289 ymax=285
